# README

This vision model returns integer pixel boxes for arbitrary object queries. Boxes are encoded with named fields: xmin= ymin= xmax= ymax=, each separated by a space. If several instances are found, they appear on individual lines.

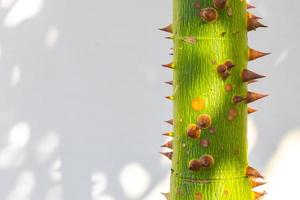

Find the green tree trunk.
xmin=160 ymin=0 xmax=269 ymax=199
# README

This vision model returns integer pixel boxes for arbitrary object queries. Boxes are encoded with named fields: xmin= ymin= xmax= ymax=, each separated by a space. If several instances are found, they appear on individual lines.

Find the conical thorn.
xmin=250 ymin=179 xmax=266 ymax=188
xmin=165 ymin=81 xmax=173 ymax=86
xmin=254 ymin=191 xmax=267 ymax=199
xmin=246 ymin=91 xmax=268 ymax=103
xmin=159 ymin=24 xmax=172 ymax=33
xmin=248 ymin=18 xmax=267 ymax=31
xmin=162 ymin=132 xmax=173 ymax=137
xmin=160 ymin=152 xmax=173 ymax=160
xmin=248 ymin=107 xmax=257 ymax=114
xmin=161 ymin=140 xmax=173 ymax=149
xmin=241 ymin=69 xmax=266 ymax=82
xmin=165 ymin=119 xmax=174 ymax=125
xmin=246 ymin=166 xmax=264 ymax=179
xmin=162 ymin=62 xmax=174 ymax=69
xmin=249 ymin=48 xmax=270 ymax=61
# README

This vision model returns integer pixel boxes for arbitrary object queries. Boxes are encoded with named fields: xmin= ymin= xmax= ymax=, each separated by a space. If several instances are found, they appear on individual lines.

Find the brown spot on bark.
xmin=187 ymin=124 xmax=201 ymax=139
xmin=199 ymin=8 xmax=218 ymax=22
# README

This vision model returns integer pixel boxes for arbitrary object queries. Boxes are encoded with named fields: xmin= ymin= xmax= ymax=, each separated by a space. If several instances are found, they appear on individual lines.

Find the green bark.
xmin=160 ymin=0 xmax=267 ymax=199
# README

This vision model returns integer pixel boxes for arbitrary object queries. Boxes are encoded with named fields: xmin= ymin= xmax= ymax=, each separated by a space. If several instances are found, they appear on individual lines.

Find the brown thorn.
xmin=162 ymin=62 xmax=174 ymax=69
xmin=161 ymin=192 xmax=170 ymax=200
xmin=162 ymin=132 xmax=173 ymax=137
xmin=248 ymin=18 xmax=267 ymax=31
xmin=165 ymin=119 xmax=174 ymax=125
xmin=250 ymin=179 xmax=266 ymax=188
xmin=160 ymin=152 xmax=173 ymax=160
xmin=246 ymin=166 xmax=264 ymax=179
xmin=254 ymin=191 xmax=267 ymax=200
xmin=246 ymin=91 xmax=268 ymax=103
xmin=165 ymin=96 xmax=174 ymax=100
xmin=241 ymin=69 xmax=266 ymax=82
xmin=249 ymin=48 xmax=270 ymax=61
xmin=165 ymin=81 xmax=173 ymax=86
xmin=161 ymin=140 xmax=173 ymax=149
xmin=159 ymin=24 xmax=173 ymax=33
xmin=247 ymin=107 xmax=257 ymax=114
xmin=247 ymin=12 xmax=262 ymax=20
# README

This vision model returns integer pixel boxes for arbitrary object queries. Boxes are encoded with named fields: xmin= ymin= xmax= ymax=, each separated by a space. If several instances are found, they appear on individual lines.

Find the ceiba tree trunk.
xmin=160 ymin=0 xmax=269 ymax=199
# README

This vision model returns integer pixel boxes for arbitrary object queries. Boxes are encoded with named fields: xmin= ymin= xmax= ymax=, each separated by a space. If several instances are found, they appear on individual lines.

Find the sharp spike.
xmin=249 ymin=48 xmax=270 ymax=61
xmin=232 ymin=95 xmax=245 ymax=104
xmin=162 ymin=132 xmax=173 ymax=137
xmin=250 ymin=179 xmax=266 ymax=188
xmin=159 ymin=24 xmax=173 ymax=33
xmin=241 ymin=69 xmax=266 ymax=82
xmin=248 ymin=18 xmax=267 ymax=31
xmin=165 ymin=81 xmax=173 ymax=86
xmin=247 ymin=12 xmax=262 ymax=20
xmin=160 ymin=152 xmax=173 ymax=160
xmin=161 ymin=192 xmax=170 ymax=200
xmin=254 ymin=191 xmax=267 ymax=199
xmin=246 ymin=166 xmax=264 ymax=179
xmin=165 ymin=96 xmax=174 ymax=100
xmin=246 ymin=91 xmax=268 ymax=103
xmin=247 ymin=3 xmax=256 ymax=9
xmin=247 ymin=107 xmax=257 ymax=114
xmin=165 ymin=119 xmax=174 ymax=125
xmin=162 ymin=62 xmax=174 ymax=69
xmin=161 ymin=140 xmax=173 ymax=149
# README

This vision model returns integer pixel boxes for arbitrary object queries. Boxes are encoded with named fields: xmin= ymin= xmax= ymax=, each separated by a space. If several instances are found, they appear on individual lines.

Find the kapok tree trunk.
xmin=160 ymin=0 xmax=269 ymax=199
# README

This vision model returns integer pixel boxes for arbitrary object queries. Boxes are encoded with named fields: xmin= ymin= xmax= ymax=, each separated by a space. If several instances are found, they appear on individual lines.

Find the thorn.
xmin=165 ymin=96 xmax=174 ymax=100
xmin=246 ymin=91 xmax=268 ymax=103
xmin=213 ymin=0 xmax=227 ymax=9
xmin=165 ymin=81 xmax=173 ymax=85
xmin=162 ymin=62 xmax=174 ymax=69
xmin=249 ymin=48 xmax=270 ymax=61
xmin=165 ymin=119 xmax=174 ymax=125
xmin=199 ymin=8 xmax=218 ymax=22
xmin=250 ymin=179 xmax=266 ymax=188
xmin=160 ymin=152 xmax=173 ymax=160
xmin=232 ymin=95 xmax=245 ymax=104
xmin=247 ymin=3 xmax=256 ymax=9
xmin=162 ymin=132 xmax=173 ymax=137
xmin=246 ymin=166 xmax=264 ymax=179
xmin=247 ymin=12 xmax=262 ymax=20
xmin=247 ymin=107 xmax=257 ymax=114
xmin=241 ymin=69 xmax=266 ymax=82
xmin=161 ymin=192 xmax=170 ymax=200
xmin=159 ymin=24 xmax=172 ymax=33
xmin=161 ymin=140 xmax=173 ymax=149
xmin=254 ymin=191 xmax=267 ymax=200
xmin=248 ymin=18 xmax=267 ymax=31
